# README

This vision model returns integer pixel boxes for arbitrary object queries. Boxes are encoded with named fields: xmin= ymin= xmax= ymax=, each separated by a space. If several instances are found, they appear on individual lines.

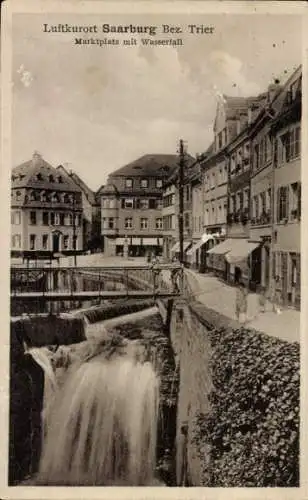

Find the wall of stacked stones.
xmin=170 ymin=300 xmax=300 ymax=487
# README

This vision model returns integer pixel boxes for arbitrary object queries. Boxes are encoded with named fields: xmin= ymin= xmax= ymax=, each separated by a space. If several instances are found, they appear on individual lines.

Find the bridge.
xmin=10 ymin=264 xmax=185 ymax=306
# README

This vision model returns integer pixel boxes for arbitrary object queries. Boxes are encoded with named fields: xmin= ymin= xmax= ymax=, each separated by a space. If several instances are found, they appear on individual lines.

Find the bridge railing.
xmin=10 ymin=264 xmax=184 ymax=297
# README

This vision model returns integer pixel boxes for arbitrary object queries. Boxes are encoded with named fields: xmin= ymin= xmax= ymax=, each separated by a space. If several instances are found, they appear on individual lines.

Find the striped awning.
xmin=186 ymin=235 xmax=214 ymax=256
xmin=207 ymin=238 xmax=232 ymax=255
xmin=171 ymin=241 xmax=192 ymax=253
xmin=225 ymin=240 xmax=260 ymax=264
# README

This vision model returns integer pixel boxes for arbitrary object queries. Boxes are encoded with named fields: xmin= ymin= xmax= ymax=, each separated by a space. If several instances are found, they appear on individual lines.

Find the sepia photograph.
xmin=2 ymin=1 xmax=306 ymax=497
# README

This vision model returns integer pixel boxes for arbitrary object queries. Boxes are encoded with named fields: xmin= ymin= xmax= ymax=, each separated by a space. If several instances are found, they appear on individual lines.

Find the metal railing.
xmin=10 ymin=264 xmax=184 ymax=298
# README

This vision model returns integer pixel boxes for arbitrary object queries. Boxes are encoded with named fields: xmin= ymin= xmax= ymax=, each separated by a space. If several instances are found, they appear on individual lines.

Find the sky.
xmin=12 ymin=13 xmax=302 ymax=191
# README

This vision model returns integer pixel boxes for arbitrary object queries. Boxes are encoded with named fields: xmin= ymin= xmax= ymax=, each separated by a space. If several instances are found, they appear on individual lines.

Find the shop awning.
xmin=225 ymin=240 xmax=260 ymax=264
xmin=207 ymin=238 xmax=233 ymax=255
xmin=142 ymin=238 xmax=159 ymax=246
xmin=170 ymin=240 xmax=192 ymax=253
xmin=131 ymin=238 xmax=141 ymax=245
xmin=186 ymin=235 xmax=214 ymax=256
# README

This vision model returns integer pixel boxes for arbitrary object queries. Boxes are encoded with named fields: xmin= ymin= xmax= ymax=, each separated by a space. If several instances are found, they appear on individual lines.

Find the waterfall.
xmin=36 ymin=355 xmax=160 ymax=486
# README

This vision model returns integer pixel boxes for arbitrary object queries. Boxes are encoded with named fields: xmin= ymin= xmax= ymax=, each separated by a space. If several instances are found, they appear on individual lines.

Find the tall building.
xmin=11 ymin=152 xmax=83 ymax=259
xmin=57 ymin=165 xmax=102 ymax=252
xmin=250 ymin=66 xmax=301 ymax=307
xmin=99 ymin=154 xmax=179 ymax=257
xmin=162 ymin=169 xmax=178 ymax=261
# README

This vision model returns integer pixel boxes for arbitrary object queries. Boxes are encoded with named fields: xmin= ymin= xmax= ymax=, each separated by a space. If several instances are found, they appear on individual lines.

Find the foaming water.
xmin=36 ymin=355 xmax=160 ymax=486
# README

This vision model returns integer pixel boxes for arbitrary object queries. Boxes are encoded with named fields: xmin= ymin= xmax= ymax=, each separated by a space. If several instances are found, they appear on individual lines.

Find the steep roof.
xmin=109 ymin=154 xmax=184 ymax=178
xmin=12 ymin=153 xmax=80 ymax=193
xmin=57 ymin=165 xmax=98 ymax=205
xmin=271 ymin=65 xmax=302 ymax=116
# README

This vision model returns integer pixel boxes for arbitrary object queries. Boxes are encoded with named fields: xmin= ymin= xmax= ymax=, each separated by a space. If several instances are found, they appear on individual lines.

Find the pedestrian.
xmin=273 ymin=276 xmax=282 ymax=314
xmin=258 ymin=285 xmax=266 ymax=313
xmin=235 ymin=280 xmax=248 ymax=323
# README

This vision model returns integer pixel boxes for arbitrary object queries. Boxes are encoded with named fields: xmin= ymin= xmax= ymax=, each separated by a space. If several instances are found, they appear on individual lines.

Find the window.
xmin=254 ymin=195 xmax=259 ymax=219
xmin=15 ymin=191 xmax=22 ymax=201
xmin=156 ymin=179 xmax=163 ymax=188
xmin=50 ymin=212 xmax=55 ymax=225
xmin=124 ymin=198 xmax=134 ymax=209
xmin=290 ymin=182 xmax=300 ymax=220
xmin=29 ymin=234 xmax=36 ymax=250
xmin=260 ymin=192 xmax=266 ymax=214
xmin=63 ymin=193 xmax=70 ymax=204
xmin=184 ymin=213 xmax=190 ymax=229
xmin=156 ymin=199 xmax=163 ymax=210
xmin=140 ymin=179 xmax=148 ymax=188
xmin=254 ymin=144 xmax=260 ymax=171
xmin=155 ymin=218 xmax=163 ymax=230
xmin=66 ymin=213 xmax=73 ymax=226
xmin=125 ymin=217 xmax=133 ymax=229
xmin=125 ymin=178 xmax=133 ymax=188
xmin=36 ymin=173 xmax=43 ymax=181
xmin=237 ymin=192 xmax=243 ymax=211
xmin=59 ymin=213 xmax=65 ymax=226
xmin=11 ymin=211 xmax=21 ymax=225
xmin=139 ymin=199 xmax=149 ymax=210
xmin=63 ymin=235 xmax=69 ymax=250
xmin=30 ymin=211 xmax=37 ymax=225
xmin=140 ymin=218 xmax=148 ymax=230
xmin=42 ymin=234 xmax=48 ymax=250
xmin=266 ymin=189 xmax=271 ymax=213
xmin=49 ymin=175 xmax=54 ymax=183
xmin=55 ymin=213 xmax=60 ymax=226
xmin=57 ymin=175 xmax=63 ymax=183
xmin=108 ymin=218 xmax=115 ymax=229
xmin=12 ymin=234 xmax=21 ymax=249
xmin=277 ymin=186 xmax=289 ymax=222
xmin=218 ymin=131 xmax=223 ymax=149
xmin=289 ymin=127 xmax=301 ymax=160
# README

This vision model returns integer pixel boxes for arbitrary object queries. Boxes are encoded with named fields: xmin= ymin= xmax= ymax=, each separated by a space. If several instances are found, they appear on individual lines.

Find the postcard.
xmin=1 ymin=1 xmax=307 ymax=499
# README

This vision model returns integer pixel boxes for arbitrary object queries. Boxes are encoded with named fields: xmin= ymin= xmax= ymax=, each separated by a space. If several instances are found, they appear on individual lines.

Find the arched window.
xmin=41 ymin=190 xmax=47 ymax=202
xmin=15 ymin=190 xmax=22 ymax=201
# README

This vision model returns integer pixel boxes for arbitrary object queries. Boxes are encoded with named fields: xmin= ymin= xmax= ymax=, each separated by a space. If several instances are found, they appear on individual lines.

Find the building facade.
xmin=11 ymin=152 xmax=83 ymax=259
xmin=57 ymin=165 xmax=102 ymax=252
xmin=162 ymin=171 xmax=178 ymax=261
xmin=100 ymin=154 xmax=179 ymax=257
xmin=270 ymin=67 xmax=301 ymax=307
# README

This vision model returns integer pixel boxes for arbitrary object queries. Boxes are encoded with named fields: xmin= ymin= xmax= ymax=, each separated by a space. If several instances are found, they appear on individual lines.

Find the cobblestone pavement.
xmin=185 ymin=269 xmax=300 ymax=343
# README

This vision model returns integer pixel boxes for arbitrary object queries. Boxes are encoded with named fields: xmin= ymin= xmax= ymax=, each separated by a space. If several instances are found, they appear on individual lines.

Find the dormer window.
xmin=30 ymin=190 xmax=37 ymax=201
xmin=49 ymin=174 xmax=54 ymax=183
xmin=125 ymin=178 xmax=133 ymax=188
xmin=57 ymin=175 xmax=63 ymax=183
xmin=15 ymin=190 xmax=21 ymax=201
xmin=36 ymin=173 xmax=43 ymax=181
xmin=63 ymin=193 xmax=70 ymax=203
xmin=51 ymin=192 xmax=59 ymax=203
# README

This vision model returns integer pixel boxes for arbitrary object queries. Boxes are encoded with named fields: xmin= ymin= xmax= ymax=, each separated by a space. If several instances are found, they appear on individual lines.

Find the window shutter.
xmin=285 ymin=186 xmax=289 ymax=220
xmin=276 ymin=187 xmax=280 ymax=222
xmin=272 ymin=251 xmax=276 ymax=279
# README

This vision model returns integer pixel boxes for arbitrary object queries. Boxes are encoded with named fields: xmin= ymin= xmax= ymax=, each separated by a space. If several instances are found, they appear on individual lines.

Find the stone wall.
xmin=169 ymin=298 xmax=299 ymax=487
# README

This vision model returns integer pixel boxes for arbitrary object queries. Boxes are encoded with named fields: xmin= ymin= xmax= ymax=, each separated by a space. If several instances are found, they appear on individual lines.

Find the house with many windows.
xmin=11 ymin=152 xmax=83 ymax=259
xmin=57 ymin=165 xmax=102 ymax=252
xmin=270 ymin=66 xmax=301 ymax=307
xmin=99 ymin=154 xmax=179 ymax=257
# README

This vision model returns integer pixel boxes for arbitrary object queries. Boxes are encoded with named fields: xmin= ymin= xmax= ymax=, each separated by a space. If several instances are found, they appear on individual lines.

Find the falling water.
xmin=36 ymin=354 xmax=160 ymax=486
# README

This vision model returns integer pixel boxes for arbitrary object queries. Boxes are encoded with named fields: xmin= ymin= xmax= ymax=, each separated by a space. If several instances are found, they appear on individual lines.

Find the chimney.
xmin=32 ymin=151 xmax=41 ymax=166
xmin=267 ymin=82 xmax=281 ymax=103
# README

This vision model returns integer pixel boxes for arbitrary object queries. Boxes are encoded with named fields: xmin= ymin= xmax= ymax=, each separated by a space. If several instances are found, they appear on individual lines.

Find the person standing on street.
xmin=235 ymin=279 xmax=248 ymax=324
